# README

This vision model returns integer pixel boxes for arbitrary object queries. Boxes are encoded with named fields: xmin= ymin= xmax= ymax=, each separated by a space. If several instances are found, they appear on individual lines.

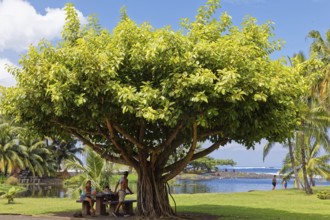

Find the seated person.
xmin=84 ymin=180 xmax=96 ymax=216
xmin=103 ymin=185 xmax=111 ymax=193
xmin=103 ymin=185 xmax=112 ymax=201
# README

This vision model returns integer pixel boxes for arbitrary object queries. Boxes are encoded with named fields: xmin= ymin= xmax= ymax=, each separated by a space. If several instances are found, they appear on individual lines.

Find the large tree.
xmin=1 ymin=1 xmax=304 ymax=218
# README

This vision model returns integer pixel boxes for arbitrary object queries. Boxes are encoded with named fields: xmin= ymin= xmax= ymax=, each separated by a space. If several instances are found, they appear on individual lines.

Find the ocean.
xmin=171 ymin=167 xmax=330 ymax=194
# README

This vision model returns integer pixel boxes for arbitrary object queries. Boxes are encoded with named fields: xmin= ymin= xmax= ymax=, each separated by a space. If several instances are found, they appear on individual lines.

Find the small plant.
xmin=0 ymin=187 xmax=21 ymax=204
xmin=317 ymin=191 xmax=330 ymax=200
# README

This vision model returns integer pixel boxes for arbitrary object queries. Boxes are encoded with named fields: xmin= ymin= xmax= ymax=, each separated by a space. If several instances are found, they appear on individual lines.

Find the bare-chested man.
xmin=113 ymin=171 xmax=133 ymax=217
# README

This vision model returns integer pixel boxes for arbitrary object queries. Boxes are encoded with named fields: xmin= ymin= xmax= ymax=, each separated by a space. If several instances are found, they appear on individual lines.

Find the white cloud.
xmin=0 ymin=58 xmax=16 ymax=87
xmin=0 ymin=0 xmax=87 ymax=52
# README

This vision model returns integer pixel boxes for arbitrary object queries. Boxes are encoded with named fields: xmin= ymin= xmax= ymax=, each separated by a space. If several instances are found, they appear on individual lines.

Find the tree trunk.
xmin=309 ymin=175 xmax=315 ymax=187
xmin=136 ymin=165 xmax=174 ymax=219
xmin=288 ymin=138 xmax=300 ymax=189
xmin=300 ymin=138 xmax=313 ymax=194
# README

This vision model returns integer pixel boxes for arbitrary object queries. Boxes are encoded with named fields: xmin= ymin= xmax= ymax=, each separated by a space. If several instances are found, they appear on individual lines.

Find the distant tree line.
xmin=188 ymin=156 xmax=236 ymax=172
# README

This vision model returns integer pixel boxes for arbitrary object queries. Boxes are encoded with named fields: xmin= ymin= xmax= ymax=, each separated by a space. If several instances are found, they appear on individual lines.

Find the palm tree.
xmin=46 ymin=137 xmax=84 ymax=171
xmin=18 ymin=132 xmax=57 ymax=177
xmin=292 ymin=47 xmax=330 ymax=194
xmin=306 ymin=136 xmax=330 ymax=186
xmin=280 ymin=132 xmax=330 ymax=187
xmin=0 ymin=118 xmax=25 ymax=176
xmin=308 ymin=29 xmax=330 ymax=110
xmin=262 ymin=52 xmax=308 ymax=189
xmin=263 ymin=140 xmax=300 ymax=189
xmin=287 ymin=138 xmax=300 ymax=189
xmin=64 ymin=147 xmax=114 ymax=195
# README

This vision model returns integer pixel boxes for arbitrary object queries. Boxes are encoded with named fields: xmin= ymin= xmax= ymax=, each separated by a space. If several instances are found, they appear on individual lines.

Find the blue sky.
xmin=1 ymin=0 xmax=329 ymax=167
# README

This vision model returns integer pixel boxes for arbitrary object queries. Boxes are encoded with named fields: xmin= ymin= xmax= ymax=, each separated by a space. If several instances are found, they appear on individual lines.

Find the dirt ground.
xmin=52 ymin=211 xmax=220 ymax=220
xmin=0 ymin=210 xmax=219 ymax=220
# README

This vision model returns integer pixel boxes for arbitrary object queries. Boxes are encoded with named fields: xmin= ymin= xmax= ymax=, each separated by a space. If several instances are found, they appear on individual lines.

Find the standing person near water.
xmin=282 ymin=178 xmax=288 ymax=189
xmin=272 ymin=175 xmax=277 ymax=190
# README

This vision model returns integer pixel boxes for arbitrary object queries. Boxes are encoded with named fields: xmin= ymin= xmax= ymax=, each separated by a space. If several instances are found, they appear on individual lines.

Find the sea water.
xmin=221 ymin=166 xmax=280 ymax=175
xmin=171 ymin=167 xmax=330 ymax=194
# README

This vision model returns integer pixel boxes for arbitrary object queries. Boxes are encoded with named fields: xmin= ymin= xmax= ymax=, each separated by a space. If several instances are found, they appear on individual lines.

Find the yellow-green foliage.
xmin=5 ymin=176 xmax=18 ymax=185
xmin=0 ymin=187 xmax=20 ymax=204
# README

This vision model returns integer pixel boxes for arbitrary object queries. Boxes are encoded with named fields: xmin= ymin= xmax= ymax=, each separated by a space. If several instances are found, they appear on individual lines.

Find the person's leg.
xmin=114 ymin=202 xmax=123 ymax=213
xmin=113 ymin=191 xmax=124 ymax=216
xmin=86 ymin=197 xmax=94 ymax=215
xmin=91 ymin=200 xmax=95 ymax=215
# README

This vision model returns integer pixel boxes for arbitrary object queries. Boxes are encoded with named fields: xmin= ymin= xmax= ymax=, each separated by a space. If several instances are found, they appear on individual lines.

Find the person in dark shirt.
xmin=272 ymin=175 xmax=277 ymax=190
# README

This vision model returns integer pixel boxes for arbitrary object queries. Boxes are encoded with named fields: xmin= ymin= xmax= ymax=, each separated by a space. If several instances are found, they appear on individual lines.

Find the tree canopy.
xmin=0 ymin=1 xmax=306 ymax=218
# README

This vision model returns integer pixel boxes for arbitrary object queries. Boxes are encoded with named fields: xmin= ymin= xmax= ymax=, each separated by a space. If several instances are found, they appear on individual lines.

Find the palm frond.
xmin=263 ymin=142 xmax=275 ymax=162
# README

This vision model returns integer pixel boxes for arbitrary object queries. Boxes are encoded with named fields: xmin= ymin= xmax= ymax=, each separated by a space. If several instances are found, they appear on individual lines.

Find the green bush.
xmin=317 ymin=191 xmax=330 ymax=200
xmin=0 ymin=187 xmax=20 ymax=204
xmin=5 ymin=176 xmax=18 ymax=186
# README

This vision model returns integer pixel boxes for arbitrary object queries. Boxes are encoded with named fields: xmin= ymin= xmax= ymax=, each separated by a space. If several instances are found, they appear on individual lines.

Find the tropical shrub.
xmin=0 ymin=186 xmax=20 ymax=203
xmin=317 ymin=191 xmax=330 ymax=200
xmin=64 ymin=147 xmax=114 ymax=197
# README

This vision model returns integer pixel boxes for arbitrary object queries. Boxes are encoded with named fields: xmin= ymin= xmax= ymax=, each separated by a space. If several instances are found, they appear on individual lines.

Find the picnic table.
xmin=76 ymin=193 xmax=137 ymax=216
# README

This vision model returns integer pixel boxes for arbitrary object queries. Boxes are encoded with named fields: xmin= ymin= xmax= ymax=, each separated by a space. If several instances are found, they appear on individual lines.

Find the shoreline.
xmin=176 ymin=171 xmax=279 ymax=180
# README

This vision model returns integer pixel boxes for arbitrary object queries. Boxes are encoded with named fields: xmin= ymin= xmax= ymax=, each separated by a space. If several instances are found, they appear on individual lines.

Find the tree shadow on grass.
xmin=15 ymin=204 xmax=330 ymax=220
xmin=178 ymin=204 xmax=330 ymax=220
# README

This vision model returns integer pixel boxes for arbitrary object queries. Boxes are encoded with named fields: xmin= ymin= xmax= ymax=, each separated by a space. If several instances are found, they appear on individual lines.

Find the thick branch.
xmin=71 ymin=129 xmax=128 ymax=165
xmin=105 ymin=118 xmax=138 ymax=169
xmin=51 ymin=119 xmax=101 ymax=136
xmin=155 ymin=130 xmax=223 ymax=170
xmin=155 ymin=137 xmax=183 ymax=169
xmin=162 ymin=138 xmax=229 ymax=174
xmin=112 ymin=123 xmax=146 ymax=150
xmin=200 ymin=130 xmax=223 ymax=139
xmin=154 ymin=121 xmax=185 ymax=152
xmin=191 ymin=138 xmax=229 ymax=160
xmin=138 ymin=119 xmax=145 ymax=142
xmin=150 ymin=122 xmax=185 ymax=167
xmin=161 ymin=122 xmax=198 ymax=182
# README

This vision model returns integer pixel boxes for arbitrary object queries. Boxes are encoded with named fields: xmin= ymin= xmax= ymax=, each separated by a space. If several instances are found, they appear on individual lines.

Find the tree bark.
xmin=300 ymin=134 xmax=313 ymax=194
xmin=288 ymin=138 xmax=300 ymax=189
xmin=309 ymin=175 xmax=315 ymax=187
xmin=136 ymin=159 xmax=174 ymax=219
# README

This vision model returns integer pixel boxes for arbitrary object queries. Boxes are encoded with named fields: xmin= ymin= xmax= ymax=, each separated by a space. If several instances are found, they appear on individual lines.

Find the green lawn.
xmin=0 ymin=187 xmax=330 ymax=219
xmin=174 ymin=187 xmax=330 ymax=220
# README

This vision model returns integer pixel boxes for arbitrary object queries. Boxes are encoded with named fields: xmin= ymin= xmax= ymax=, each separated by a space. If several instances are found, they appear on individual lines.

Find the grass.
xmin=174 ymin=187 xmax=330 ymax=220
xmin=0 ymin=187 xmax=330 ymax=219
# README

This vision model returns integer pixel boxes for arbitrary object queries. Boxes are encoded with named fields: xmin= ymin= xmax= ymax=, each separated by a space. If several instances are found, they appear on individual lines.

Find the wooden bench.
xmin=103 ymin=199 xmax=137 ymax=215
xmin=76 ymin=199 xmax=96 ymax=215
xmin=76 ymin=198 xmax=137 ymax=216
